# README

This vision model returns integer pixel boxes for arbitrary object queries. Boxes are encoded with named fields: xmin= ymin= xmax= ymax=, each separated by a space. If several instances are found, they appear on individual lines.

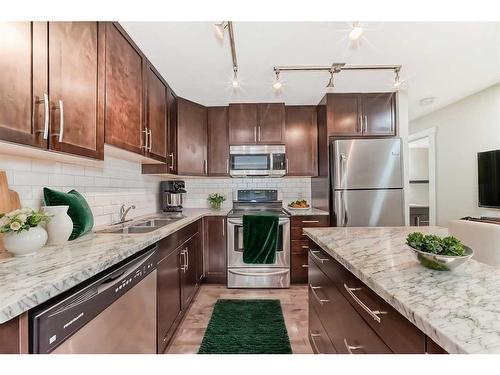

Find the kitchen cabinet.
xmin=290 ymin=215 xmax=329 ymax=284
xmin=229 ymin=103 xmax=285 ymax=145
xmin=181 ymin=232 xmax=201 ymax=310
xmin=145 ymin=64 xmax=168 ymax=163
xmin=285 ymin=106 xmax=318 ymax=176
xmin=0 ymin=22 xmax=104 ymax=159
xmin=157 ymin=245 xmax=181 ymax=354
xmin=203 ymin=216 xmax=227 ymax=283
xmin=0 ymin=313 xmax=28 ymax=354
xmin=207 ymin=107 xmax=229 ymax=176
xmin=325 ymin=93 xmax=396 ymax=137
xmin=167 ymin=88 xmax=178 ymax=174
xmin=103 ymin=22 xmax=145 ymax=155
xmin=308 ymin=239 xmax=439 ymax=354
xmin=177 ymin=98 xmax=208 ymax=176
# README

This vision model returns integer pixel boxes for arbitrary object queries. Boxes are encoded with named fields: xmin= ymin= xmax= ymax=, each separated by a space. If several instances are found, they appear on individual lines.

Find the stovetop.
xmin=227 ymin=204 xmax=290 ymax=218
xmin=227 ymin=189 xmax=290 ymax=218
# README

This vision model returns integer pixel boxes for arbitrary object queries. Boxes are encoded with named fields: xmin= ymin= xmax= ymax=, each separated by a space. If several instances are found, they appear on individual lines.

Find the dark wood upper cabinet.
xmin=257 ymin=103 xmax=285 ymax=144
xmin=145 ymin=64 xmax=168 ymax=163
xmin=325 ymin=93 xmax=396 ymax=137
xmin=203 ymin=216 xmax=227 ymax=283
xmin=167 ymin=87 xmax=178 ymax=174
xmin=362 ymin=93 xmax=396 ymax=135
xmin=285 ymin=106 xmax=318 ymax=176
xmin=0 ymin=22 xmax=47 ymax=149
xmin=48 ymin=22 xmax=104 ymax=159
xmin=104 ymin=22 xmax=145 ymax=155
xmin=207 ymin=106 xmax=229 ymax=176
xmin=327 ymin=94 xmax=362 ymax=136
xmin=177 ymin=98 xmax=207 ymax=176
xmin=228 ymin=103 xmax=258 ymax=144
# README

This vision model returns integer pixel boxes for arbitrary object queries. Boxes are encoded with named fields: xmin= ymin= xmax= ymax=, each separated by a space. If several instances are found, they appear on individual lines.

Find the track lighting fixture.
xmin=393 ymin=68 xmax=402 ymax=89
xmin=231 ymin=68 xmax=239 ymax=89
xmin=326 ymin=70 xmax=335 ymax=88
xmin=214 ymin=21 xmax=228 ymax=39
xmin=349 ymin=22 xmax=364 ymax=41
xmin=273 ymin=70 xmax=282 ymax=90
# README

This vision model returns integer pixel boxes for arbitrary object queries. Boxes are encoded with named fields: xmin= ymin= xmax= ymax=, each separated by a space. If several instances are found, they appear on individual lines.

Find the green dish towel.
xmin=242 ymin=213 xmax=279 ymax=264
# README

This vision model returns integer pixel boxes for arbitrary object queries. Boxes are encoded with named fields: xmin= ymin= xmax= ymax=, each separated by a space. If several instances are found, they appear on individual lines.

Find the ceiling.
xmin=121 ymin=22 xmax=500 ymax=120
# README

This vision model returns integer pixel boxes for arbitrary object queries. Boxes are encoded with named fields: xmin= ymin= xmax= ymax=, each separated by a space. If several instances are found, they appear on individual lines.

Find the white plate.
xmin=287 ymin=206 xmax=311 ymax=210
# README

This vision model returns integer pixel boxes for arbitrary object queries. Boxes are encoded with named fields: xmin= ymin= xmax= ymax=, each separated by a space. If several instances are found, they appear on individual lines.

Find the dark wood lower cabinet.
xmin=181 ymin=233 xmax=200 ymax=310
xmin=308 ymin=239 xmax=446 ymax=354
xmin=0 ymin=313 xmax=29 ymax=354
xmin=203 ymin=216 xmax=227 ymax=283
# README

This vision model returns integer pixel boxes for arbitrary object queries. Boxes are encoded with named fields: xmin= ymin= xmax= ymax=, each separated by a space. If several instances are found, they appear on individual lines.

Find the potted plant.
xmin=207 ymin=193 xmax=226 ymax=210
xmin=0 ymin=208 xmax=51 ymax=256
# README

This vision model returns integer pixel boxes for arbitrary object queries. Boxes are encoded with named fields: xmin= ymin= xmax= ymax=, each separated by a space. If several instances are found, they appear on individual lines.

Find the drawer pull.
xmin=310 ymin=332 xmax=322 ymax=353
xmin=343 ymin=338 xmax=363 ymax=354
xmin=301 ymin=245 xmax=309 ymax=249
xmin=343 ymin=283 xmax=387 ymax=323
xmin=310 ymin=250 xmax=330 ymax=264
xmin=309 ymin=284 xmax=330 ymax=305
xmin=302 ymin=220 xmax=320 ymax=223
xmin=301 ymin=264 xmax=309 ymax=268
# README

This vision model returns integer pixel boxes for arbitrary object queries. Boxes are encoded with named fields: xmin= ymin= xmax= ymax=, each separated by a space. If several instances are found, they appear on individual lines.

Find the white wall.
xmin=410 ymin=83 xmax=500 ymax=226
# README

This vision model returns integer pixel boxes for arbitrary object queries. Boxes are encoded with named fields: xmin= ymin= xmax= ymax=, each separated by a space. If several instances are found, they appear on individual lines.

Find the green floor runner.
xmin=198 ymin=299 xmax=292 ymax=354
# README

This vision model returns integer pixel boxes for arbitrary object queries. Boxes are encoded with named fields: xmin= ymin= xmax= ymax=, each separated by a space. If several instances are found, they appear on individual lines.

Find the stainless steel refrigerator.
xmin=330 ymin=138 xmax=404 ymax=227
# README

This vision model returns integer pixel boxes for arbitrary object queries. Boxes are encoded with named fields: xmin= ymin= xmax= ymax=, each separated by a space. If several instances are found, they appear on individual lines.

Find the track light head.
xmin=214 ymin=21 xmax=228 ymax=39
xmin=393 ymin=68 xmax=402 ymax=89
xmin=326 ymin=70 xmax=335 ymax=88
xmin=349 ymin=22 xmax=364 ymax=41
xmin=231 ymin=69 xmax=239 ymax=89
xmin=273 ymin=70 xmax=282 ymax=90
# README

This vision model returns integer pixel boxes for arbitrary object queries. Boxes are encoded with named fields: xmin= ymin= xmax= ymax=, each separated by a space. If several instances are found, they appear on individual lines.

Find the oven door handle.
xmin=228 ymin=269 xmax=289 ymax=277
xmin=227 ymin=218 xmax=289 ymax=225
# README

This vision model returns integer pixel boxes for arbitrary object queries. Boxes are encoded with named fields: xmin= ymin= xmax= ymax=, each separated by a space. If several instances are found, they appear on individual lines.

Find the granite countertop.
xmin=285 ymin=207 xmax=329 ymax=216
xmin=0 ymin=208 xmax=228 ymax=324
xmin=303 ymin=226 xmax=500 ymax=354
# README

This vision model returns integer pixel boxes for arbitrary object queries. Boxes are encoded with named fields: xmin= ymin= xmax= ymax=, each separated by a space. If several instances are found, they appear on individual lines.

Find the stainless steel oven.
xmin=229 ymin=145 xmax=287 ymax=177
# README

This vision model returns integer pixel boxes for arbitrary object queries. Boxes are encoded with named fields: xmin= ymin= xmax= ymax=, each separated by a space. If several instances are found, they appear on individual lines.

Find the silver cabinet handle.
xmin=286 ymin=158 xmax=289 ymax=174
xmin=343 ymin=283 xmax=386 ymax=323
xmin=226 ymin=158 xmax=229 ymax=174
xmin=148 ymin=128 xmax=152 ymax=152
xmin=58 ymin=100 xmax=64 ymax=142
xmin=309 ymin=332 xmax=322 ymax=353
xmin=35 ymin=93 xmax=49 ymax=139
xmin=301 ymin=245 xmax=309 ymax=249
xmin=302 ymin=220 xmax=319 ymax=223
xmin=309 ymin=250 xmax=329 ymax=264
xmin=258 ymin=126 xmax=261 ymax=142
xmin=309 ymin=284 xmax=329 ymax=305
xmin=343 ymin=338 xmax=363 ymax=354
xmin=222 ymin=218 xmax=225 ymax=237
xmin=142 ymin=128 xmax=149 ymax=150
xmin=203 ymin=159 xmax=208 ymax=175
xmin=358 ymin=115 xmax=363 ymax=133
xmin=254 ymin=126 xmax=257 ymax=142
xmin=364 ymin=115 xmax=368 ymax=133
xmin=180 ymin=249 xmax=187 ymax=272
xmin=186 ymin=247 xmax=189 ymax=271
xmin=301 ymin=264 xmax=309 ymax=268
xmin=169 ymin=153 xmax=175 ymax=170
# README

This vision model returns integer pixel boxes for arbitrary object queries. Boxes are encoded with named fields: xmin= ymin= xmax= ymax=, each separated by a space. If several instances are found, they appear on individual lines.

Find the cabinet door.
xmin=0 ymin=22 xmax=47 ymax=149
xmin=48 ymin=22 xmax=104 ymax=159
xmin=157 ymin=247 xmax=181 ymax=353
xmin=203 ymin=216 xmax=227 ymax=283
xmin=362 ymin=93 xmax=396 ymax=136
xmin=207 ymin=107 xmax=229 ymax=176
xmin=228 ymin=103 xmax=258 ymax=145
xmin=146 ymin=65 xmax=167 ymax=162
xmin=177 ymin=98 xmax=207 ymax=176
xmin=167 ymin=87 xmax=178 ymax=174
xmin=104 ymin=23 xmax=145 ymax=155
xmin=285 ymin=106 xmax=318 ymax=176
xmin=181 ymin=234 xmax=200 ymax=310
xmin=327 ymin=94 xmax=362 ymax=136
xmin=257 ymin=103 xmax=285 ymax=144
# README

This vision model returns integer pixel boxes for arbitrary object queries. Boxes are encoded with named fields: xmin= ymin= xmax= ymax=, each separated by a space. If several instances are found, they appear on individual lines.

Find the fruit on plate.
xmin=288 ymin=199 xmax=310 ymax=208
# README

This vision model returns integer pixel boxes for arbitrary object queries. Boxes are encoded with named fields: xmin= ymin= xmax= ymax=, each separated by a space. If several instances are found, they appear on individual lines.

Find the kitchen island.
xmin=304 ymin=226 xmax=500 ymax=354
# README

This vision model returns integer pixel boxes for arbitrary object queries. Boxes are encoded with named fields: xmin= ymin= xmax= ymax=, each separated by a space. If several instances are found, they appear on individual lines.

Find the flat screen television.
xmin=478 ymin=150 xmax=500 ymax=208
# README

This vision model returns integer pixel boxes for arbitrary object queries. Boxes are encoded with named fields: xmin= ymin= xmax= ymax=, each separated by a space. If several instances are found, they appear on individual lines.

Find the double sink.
xmin=97 ymin=214 xmax=186 ymax=234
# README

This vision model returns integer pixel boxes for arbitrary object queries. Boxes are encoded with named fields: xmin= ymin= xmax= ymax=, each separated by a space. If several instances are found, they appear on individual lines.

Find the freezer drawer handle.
xmin=309 ymin=284 xmax=329 ymax=305
xmin=309 ymin=332 xmax=323 ymax=353
xmin=343 ymin=283 xmax=387 ymax=323
xmin=343 ymin=338 xmax=364 ymax=354
xmin=228 ymin=269 xmax=289 ymax=277
xmin=301 ymin=220 xmax=319 ymax=224
xmin=309 ymin=250 xmax=330 ymax=264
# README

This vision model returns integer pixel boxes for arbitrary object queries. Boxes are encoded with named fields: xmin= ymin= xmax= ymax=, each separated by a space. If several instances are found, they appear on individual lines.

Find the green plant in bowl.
xmin=207 ymin=193 xmax=226 ymax=210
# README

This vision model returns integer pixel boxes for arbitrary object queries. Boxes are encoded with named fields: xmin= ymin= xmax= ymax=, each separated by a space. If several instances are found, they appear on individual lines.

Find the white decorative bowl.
xmin=3 ymin=226 xmax=48 ymax=257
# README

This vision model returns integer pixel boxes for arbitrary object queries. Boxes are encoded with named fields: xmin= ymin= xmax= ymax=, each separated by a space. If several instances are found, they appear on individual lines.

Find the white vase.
xmin=3 ymin=226 xmax=48 ymax=256
xmin=43 ymin=205 xmax=73 ymax=245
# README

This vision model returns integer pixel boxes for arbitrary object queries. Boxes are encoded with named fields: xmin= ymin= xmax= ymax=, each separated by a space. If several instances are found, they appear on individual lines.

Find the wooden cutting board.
xmin=0 ymin=171 xmax=21 ymax=253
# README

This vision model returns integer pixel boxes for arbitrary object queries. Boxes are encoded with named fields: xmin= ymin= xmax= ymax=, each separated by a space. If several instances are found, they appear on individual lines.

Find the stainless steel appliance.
xmin=30 ymin=246 xmax=157 ymax=354
xmin=331 ymin=138 xmax=404 ymax=226
xmin=229 ymin=145 xmax=287 ymax=177
xmin=160 ymin=180 xmax=186 ymax=212
xmin=227 ymin=189 xmax=290 ymax=288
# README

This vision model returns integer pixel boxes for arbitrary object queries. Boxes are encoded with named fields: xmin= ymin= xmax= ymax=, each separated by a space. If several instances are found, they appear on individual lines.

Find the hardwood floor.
xmin=166 ymin=284 xmax=313 ymax=354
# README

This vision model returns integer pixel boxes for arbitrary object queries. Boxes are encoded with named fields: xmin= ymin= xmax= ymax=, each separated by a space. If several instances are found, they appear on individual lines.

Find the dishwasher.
xmin=30 ymin=245 xmax=157 ymax=354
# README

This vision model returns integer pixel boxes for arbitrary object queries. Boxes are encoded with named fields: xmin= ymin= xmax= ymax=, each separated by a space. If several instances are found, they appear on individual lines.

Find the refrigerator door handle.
xmin=339 ymin=153 xmax=347 ymax=189
xmin=339 ymin=190 xmax=348 ymax=226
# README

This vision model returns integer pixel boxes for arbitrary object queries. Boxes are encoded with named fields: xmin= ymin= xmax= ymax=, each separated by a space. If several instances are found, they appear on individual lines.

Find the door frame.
xmin=408 ymin=127 xmax=436 ymax=226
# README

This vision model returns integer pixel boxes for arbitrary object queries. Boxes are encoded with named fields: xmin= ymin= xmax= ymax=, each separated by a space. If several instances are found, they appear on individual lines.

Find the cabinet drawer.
xmin=291 ymin=227 xmax=308 ymax=240
xmin=309 ymin=258 xmax=391 ymax=354
xmin=291 ymin=252 xmax=308 ymax=283
xmin=291 ymin=215 xmax=329 ymax=228
xmin=291 ymin=240 xmax=309 ymax=253
xmin=158 ymin=221 xmax=199 ymax=261
xmin=309 ymin=240 xmax=425 ymax=354
xmin=309 ymin=302 xmax=336 ymax=354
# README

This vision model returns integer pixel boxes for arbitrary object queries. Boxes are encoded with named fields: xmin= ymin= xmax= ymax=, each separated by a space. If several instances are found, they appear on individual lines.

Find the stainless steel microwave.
xmin=229 ymin=145 xmax=287 ymax=177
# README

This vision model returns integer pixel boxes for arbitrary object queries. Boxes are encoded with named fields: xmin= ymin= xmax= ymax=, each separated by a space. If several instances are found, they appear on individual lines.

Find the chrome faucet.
xmin=118 ymin=204 xmax=136 ymax=224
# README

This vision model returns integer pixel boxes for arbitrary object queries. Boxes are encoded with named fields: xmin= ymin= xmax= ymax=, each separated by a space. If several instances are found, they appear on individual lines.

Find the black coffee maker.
xmin=160 ymin=180 xmax=186 ymax=212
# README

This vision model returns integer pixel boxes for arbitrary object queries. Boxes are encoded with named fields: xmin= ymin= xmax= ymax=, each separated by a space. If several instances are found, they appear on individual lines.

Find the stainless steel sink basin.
xmin=99 ymin=226 xmax=159 ymax=234
xmin=96 ymin=214 xmax=186 ymax=234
